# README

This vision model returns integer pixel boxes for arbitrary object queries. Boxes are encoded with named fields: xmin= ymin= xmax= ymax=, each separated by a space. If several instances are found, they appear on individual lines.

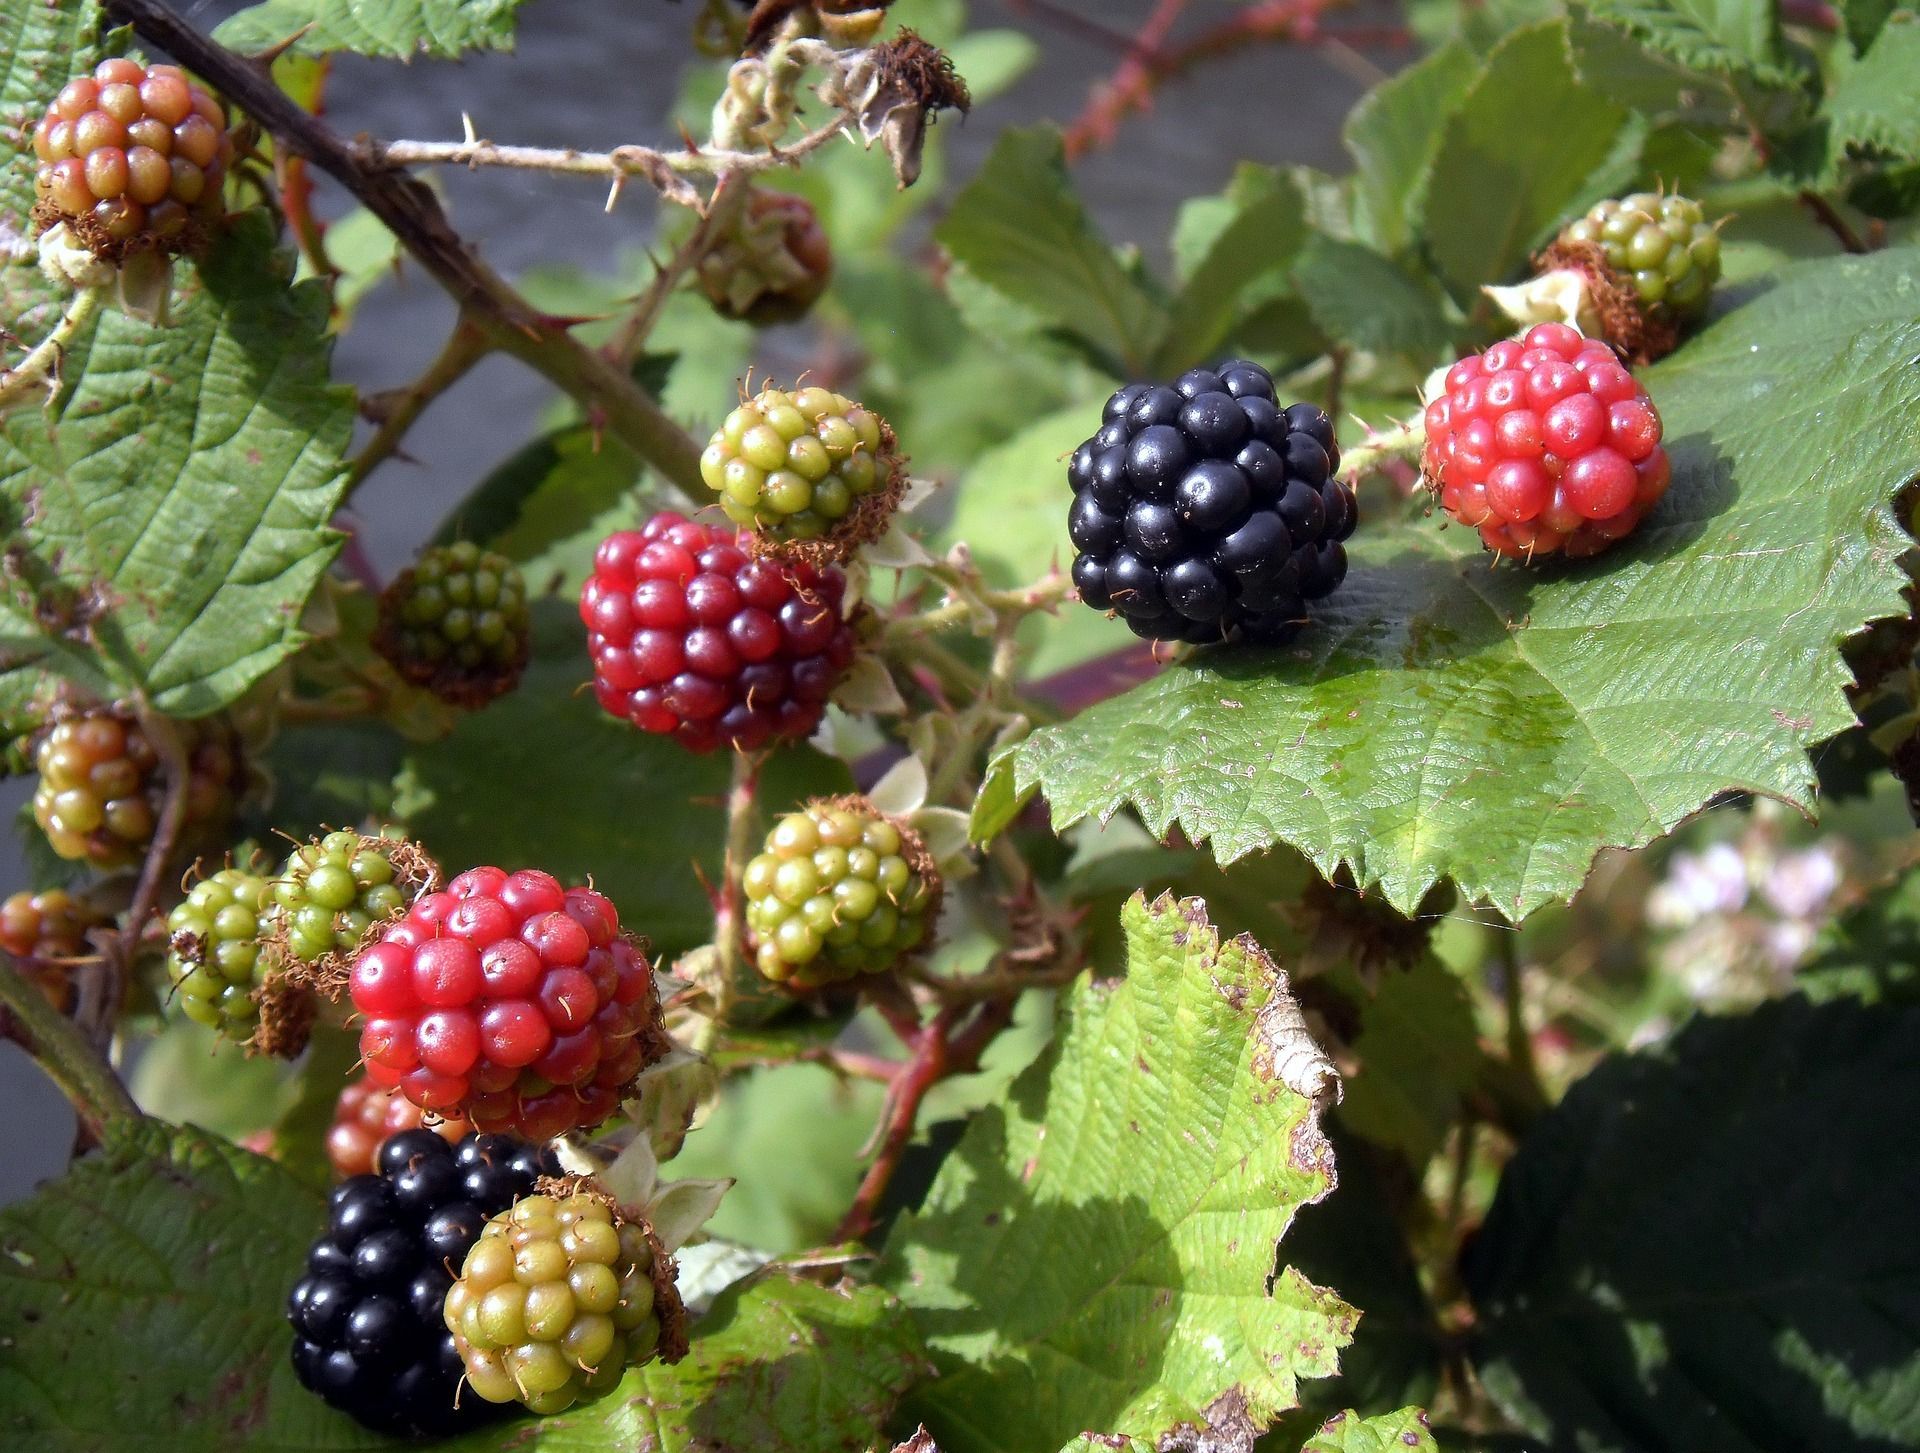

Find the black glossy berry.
xmin=288 ymin=1130 xmax=551 ymax=1437
xmin=1065 ymin=365 xmax=1356 ymax=645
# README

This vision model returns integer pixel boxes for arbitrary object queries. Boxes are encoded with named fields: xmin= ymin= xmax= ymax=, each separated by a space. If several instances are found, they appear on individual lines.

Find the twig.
xmin=1062 ymin=0 xmax=1191 ymax=162
xmin=377 ymin=112 xmax=855 ymax=183
xmin=104 ymin=0 xmax=706 ymax=493
xmin=834 ymin=1007 xmax=952 ymax=1242
xmin=708 ymin=751 xmax=764 ymax=1025
xmin=1339 ymin=418 xmax=1424 ymax=482
xmin=604 ymin=169 xmax=754 ymax=368
xmin=346 ymin=318 xmax=493 ymax=492
xmin=0 ymin=285 xmax=104 ymax=413
xmin=0 ymin=964 xmax=141 ymax=1137
xmin=1798 ymin=190 xmax=1870 ymax=255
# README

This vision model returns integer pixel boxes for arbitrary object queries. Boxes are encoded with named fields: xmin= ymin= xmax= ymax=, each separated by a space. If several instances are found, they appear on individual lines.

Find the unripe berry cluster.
xmin=30 ymin=706 xmax=239 ymax=869
xmin=270 ymin=831 xmax=418 ymax=965
xmin=347 ymin=867 xmax=669 ymax=1141
xmin=696 ymin=189 xmax=833 ymax=325
xmin=31 ymin=58 xmax=230 ymax=256
xmin=699 ymin=384 xmax=896 ymax=545
xmin=446 ymin=1188 xmax=680 ymax=1414
xmin=1067 ymin=360 xmax=1358 ymax=645
xmin=289 ymin=1129 xmax=559 ymax=1436
xmin=1557 ymin=192 xmax=1721 ymax=323
xmin=165 ymin=865 xmax=272 ymax=1038
xmin=374 ymin=542 xmax=531 ymax=708
xmin=0 ymin=889 xmax=102 ymax=1014
xmin=1423 ymin=323 xmax=1670 ymax=559
xmin=744 ymin=798 xmax=940 ymax=987
xmin=581 ymin=512 xmax=859 ymax=754
xmin=326 ymin=1073 xmax=470 ymax=1180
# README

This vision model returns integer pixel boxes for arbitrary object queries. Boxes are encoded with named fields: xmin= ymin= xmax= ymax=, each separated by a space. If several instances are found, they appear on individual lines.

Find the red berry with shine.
xmin=345 ymin=869 xmax=669 ymax=1139
xmin=1423 ymin=324 xmax=1671 ymax=559
xmin=581 ymin=512 xmax=859 ymax=754
xmin=323 ymin=1072 xmax=469 ymax=1179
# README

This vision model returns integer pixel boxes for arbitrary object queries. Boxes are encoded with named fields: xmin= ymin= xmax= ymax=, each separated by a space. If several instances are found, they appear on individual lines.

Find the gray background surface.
xmin=1 ymin=0 xmax=1394 ymax=1201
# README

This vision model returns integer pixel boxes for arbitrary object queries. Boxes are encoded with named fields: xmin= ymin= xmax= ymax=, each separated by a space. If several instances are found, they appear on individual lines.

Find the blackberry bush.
xmin=580 ymin=511 xmax=860 ymax=753
xmin=697 ymin=384 xmax=899 ymax=548
xmin=1066 ymin=361 xmax=1357 ymax=645
xmin=346 ymin=867 xmax=670 ymax=1140
xmin=373 ymin=542 xmax=531 ymax=707
xmin=326 ymin=1072 xmax=471 ymax=1180
xmin=1422 ymin=323 xmax=1670 ymax=559
xmin=445 ymin=1184 xmax=685 ymax=1414
xmin=743 ymin=796 xmax=941 ymax=987
xmin=287 ymin=1129 xmax=559 ymax=1435
xmin=31 ymin=58 xmax=230 ymax=257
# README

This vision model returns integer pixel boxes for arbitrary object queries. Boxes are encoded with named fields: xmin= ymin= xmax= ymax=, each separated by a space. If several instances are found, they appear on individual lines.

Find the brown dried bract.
xmin=32 ymin=196 xmax=209 ymax=264
xmin=847 ymin=31 xmax=971 ymax=188
xmin=249 ymin=970 xmax=316 ymax=1060
xmin=1535 ymin=239 xmax=1679 ymax=365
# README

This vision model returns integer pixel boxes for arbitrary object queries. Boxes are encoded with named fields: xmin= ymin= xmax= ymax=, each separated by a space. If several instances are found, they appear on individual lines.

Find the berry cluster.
xmin=374 ymin=542 xmax=531 ymax=708
xmin=31 ymin=59 xmax=230 ymax=256
xmin=581 ymin=512 xmax=859 ymax=754
xmin=698 ymin=385 xmax=895 ymax=545
xmin=270 ymin=831 xmax=421 ymax=966
xmin=1067 ymin=361 xmax=1358 ymax=645
xmin=30 ymin=707 xmax=239 ymax=869
xmin=447 ymin=1188 xmax=680 ymax=1414
xmin=744 ymin=798 xmax=939 ymax=987
xmin=165 ymin=865 xmax=272 ymax=1039
xmin=326 ymin=1072 xmax=470 ymax=1180
xmin=347 ymin=867 xmax=669 ymax=1141
xmin=288 ymin=1129 xmax=559 ymax=1436
xmin=1422 ymin=323 xmax=1670 ymax=559
xmin=696 ymin=189 xmax=833 ymax=326
xmin=0 ymin=889 xmax=101 ymax=1014
xmin=1556 ymin=192 xmax=1721 ymax=324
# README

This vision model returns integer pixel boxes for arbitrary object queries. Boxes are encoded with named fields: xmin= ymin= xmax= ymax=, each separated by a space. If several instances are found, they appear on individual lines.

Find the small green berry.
xmin=698 ymin=383 xmax=900 ymax=551
xmin=374 ymin=544 xmax=531 ymax=708
xmin=1557 ymin=191 xmax=1721 ymax=324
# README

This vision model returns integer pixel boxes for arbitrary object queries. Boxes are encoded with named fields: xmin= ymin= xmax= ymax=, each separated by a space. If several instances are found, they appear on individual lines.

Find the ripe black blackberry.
xmin=1066 ymin=360 xmax=1357 ymax=646
xmin=287 ymin=1129 xmax=560 ymax=1436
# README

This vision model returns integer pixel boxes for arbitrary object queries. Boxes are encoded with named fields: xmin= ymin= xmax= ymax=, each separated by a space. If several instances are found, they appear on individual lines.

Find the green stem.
xmin=0 ymin=285 xmax=105 ymax=412
xmin=346 ymin=319 xmax=493 ymax=493
xmin=695 ymin=750 xmax=763 ymax=1050
xmin=0 ymin=964 xmax=141 ymax=1136
xmin=1339 ymin=418 xmax=1424 ymax=482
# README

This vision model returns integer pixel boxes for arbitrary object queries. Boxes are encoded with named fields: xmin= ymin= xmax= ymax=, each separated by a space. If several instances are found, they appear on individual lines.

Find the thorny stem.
xmin=105 ymin=0 xmax=706 ymax=493
xmin=0 ymin=963 xmax=141 ymax=1137
xmin=0 ymin=285 xmax=105 ymax=413
xmin=346 ymin=319 xmax=494 ymax=493
xmin=1339 ymin=418 xmax=1425 ymax=482
xmin=705 ymin=751 xmax=765 ymax=1036
xmin=835 ymin=1007 xmax=952 ymax=1242
xmin=604 ymin=169 xmax=754 ymax=368
xmin=1798 ymin=190 xmax=1871 ymax=255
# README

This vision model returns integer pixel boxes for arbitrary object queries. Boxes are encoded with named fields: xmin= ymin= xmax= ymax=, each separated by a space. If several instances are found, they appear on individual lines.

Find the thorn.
xmin=248 ymin=21 xmax=317 ymax=70
xmin=604 ymin=175 xmax=626 ymax=214
xmin=461 ymin=111 xmax=479 ymax=147
xmin=677 ymin=121 xmax=700 ymax=153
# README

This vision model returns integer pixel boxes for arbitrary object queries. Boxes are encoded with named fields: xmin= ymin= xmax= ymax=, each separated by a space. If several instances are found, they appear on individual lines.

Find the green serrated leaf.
xmin=0 ymin=212 xmax=352 ymax=721
xmin=1155 ymin=164 xmax=1307 ymax=371
xmin=988 ymin=249 xmax=1920 ymax=919
xmin=1300 ymin=1406 xmax=1439 ymax=1452
xmin=1291 ymin=235 xmax=1458 ymax=363
xmin=1578 ymin=0 xmax=1801 ymax=87
xmin=882 ymin=893 xmax=1353 ymax=1453
xmin=0 ymin=0 xmax=101 ymax=240
xmin=395 ymin=601 xmax=851 ymax=959
xmin=1464 ymin=995 xmax=1920 ymax=1452
xmin=1418 ymin=23 xmax=1634 ymax=298
xmin=1797 ymin=863 xmax=1920 ymax=1003
xmin=1343 ymin=42 xmax=1478 ymax=256
xmin=1819 ymin=13 xmax=1920 ymax=166
xmin=214 ymin=0 xmax=527 ymax=58
xmin=1838 ymin=0 xmax=1898 ymax=52
xmin=936 ymin=126 xmax=1167 ymax=376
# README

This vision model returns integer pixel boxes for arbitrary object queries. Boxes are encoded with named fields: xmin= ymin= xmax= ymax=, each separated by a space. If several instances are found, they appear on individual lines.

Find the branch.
xmin=604 ymin=169 xmax=754 ymax=368
xmin=1339 ymin=418 xmax=1424 ymax=482
xmin=1798 ymin=190 xmax=1870 ymax=255
xmin=346 ymin=318 xmax=493 ymax=492
xmin=834 ymin=1007 xmax=952 ymax=1242
xmin=104 ymin=0 xmax=705 ymax=493
xmin=0 ymin=284 xmax=105 ymax=413
xmin=0 ymin=963 xmax=141 ymax=1137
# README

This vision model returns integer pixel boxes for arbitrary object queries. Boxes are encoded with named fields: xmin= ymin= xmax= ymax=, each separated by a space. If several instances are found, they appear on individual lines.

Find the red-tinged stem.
xmin=1799 ymin=190 xmax=1871 ymax=255
xmin=711 ymin=751 xmax=764 ymax=1010
xmin=1783 ymin=0 xmax=1840 ymax=31
xmin=835 ymin=1007 xmax=953 ymax=1242
xmin=1062 ymin=0 xmax=1192 ymax=162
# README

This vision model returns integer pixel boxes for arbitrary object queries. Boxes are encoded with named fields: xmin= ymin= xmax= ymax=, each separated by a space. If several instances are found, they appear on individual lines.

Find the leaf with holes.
xmin=1298 ymin=1406 xmax=1439 ymax=1452
xmin=0 ymin=212 xmax=352 ymax=724
xmin=215 ymin=0 xmax=529 ymax=58
xmin=881 ymin=892 xmax=1353 ymax=1453
xmin=979 ymin=248 xmax=1920 ymax=919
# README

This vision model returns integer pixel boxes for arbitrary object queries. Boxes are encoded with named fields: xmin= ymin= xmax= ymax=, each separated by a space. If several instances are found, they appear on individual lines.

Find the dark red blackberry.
xmin=1066 ymin=360 xmax=1357 ymax=646
xmin=287 ymin=1128 xmax=560 ymax=1436
xmin=579 ymin=511 xmax=859 ymax=753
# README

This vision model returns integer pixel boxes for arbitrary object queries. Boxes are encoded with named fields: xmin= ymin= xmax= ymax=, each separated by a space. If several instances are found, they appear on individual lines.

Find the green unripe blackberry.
xmin=268 ymin=830 xmax=427 ymax=965
xmin=743 ymin=796 xmax=941 ymax=988
xmin=445 ymin=1188 xmax=683 ymax=1415
xmin=698 ymin=384 xmax=900 ymax=551
xmin=166 ymin=866 xmax=274 ymax=1039
xmin=1557 ymin=192 xmax=1721 ymax=323
xmin=374 ymin=542 xmax=531 ymax=708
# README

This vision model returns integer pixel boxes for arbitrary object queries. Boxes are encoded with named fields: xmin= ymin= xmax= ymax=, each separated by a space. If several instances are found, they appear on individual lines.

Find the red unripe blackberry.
xmin=0 ymin=888 xmax=102 ymax=1014
xmin=580 ymin=511 xmax=860 ymax=754
xmin=696 ymin=188 xmax=833 ymax=326
xmin=373 ymin=542 xmax=531 ymax=708
xmin=29 ymin=705 xmax=241 ymax=869
xmin=347 ymin=867 xmax=670 ymax=1140
xmin=326 ymin=1072 xmax=471 ymax=1180
xmin=30 ymin=58 xmax=231 ymax=257
xmin=1422 ymin=324 xmax=1671 ymax=560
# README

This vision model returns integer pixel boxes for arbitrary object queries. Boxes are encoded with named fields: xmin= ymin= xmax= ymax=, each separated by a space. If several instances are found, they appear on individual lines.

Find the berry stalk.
xmin=0 ymin=961 xmax=140 ymax=1136
xmin=0 ymin=284 xmax=104 ymax=414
